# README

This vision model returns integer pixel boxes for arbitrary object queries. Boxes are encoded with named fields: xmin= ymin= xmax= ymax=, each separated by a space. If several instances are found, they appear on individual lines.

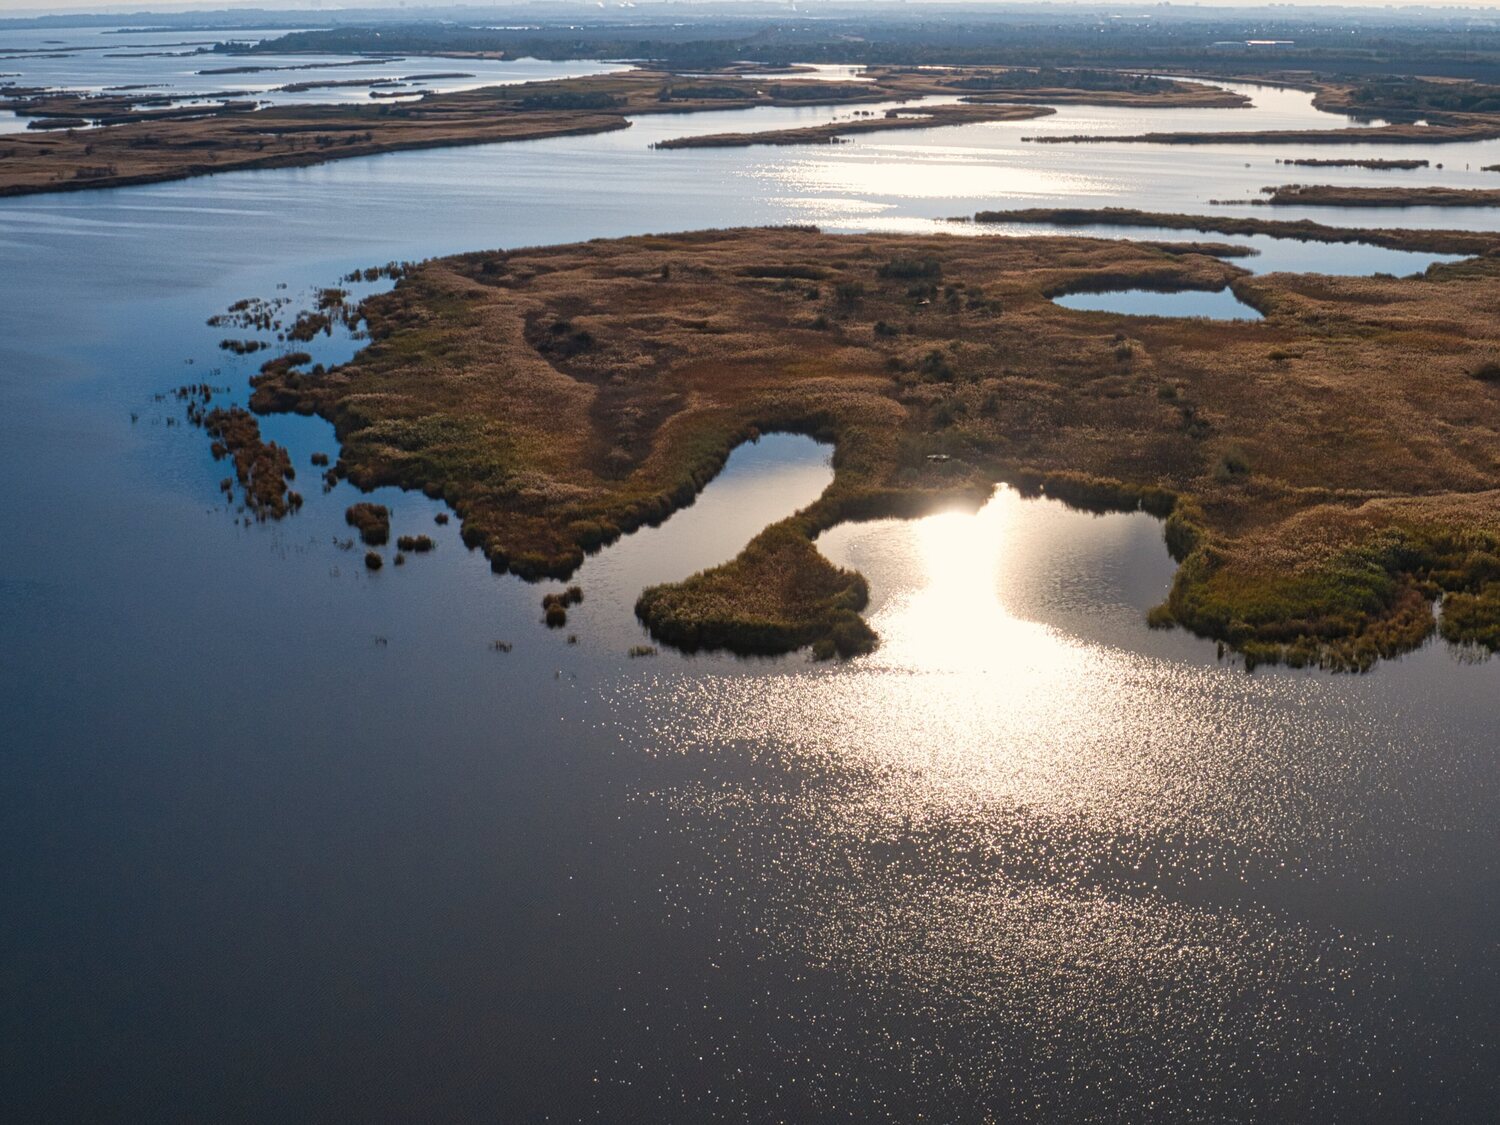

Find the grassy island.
xmin=1277 ymin=158 xmax=1429 ymax=170
xmin=248 ymin=227 xmax=1500 ymax=668
xmin=1243 ymin=184 xmax=1500 ymax=208
xmin=652 ymin=103 xmax=1053 ymax=150
xmin=969 ymin=207 xmax=1500 ymax=256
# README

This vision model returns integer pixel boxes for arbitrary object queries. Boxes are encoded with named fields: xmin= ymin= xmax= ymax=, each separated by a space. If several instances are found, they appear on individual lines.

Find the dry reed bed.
xmin=248 ymin=227 xmax=1500 ymax=667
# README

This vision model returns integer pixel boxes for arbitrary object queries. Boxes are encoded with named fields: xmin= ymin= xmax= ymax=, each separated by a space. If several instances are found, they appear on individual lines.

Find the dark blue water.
xmin=3 ymin=68 xmax=1500 ymax=1122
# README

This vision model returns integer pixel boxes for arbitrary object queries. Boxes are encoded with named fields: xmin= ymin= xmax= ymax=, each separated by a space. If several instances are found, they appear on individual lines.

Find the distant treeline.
xmin=943 ymin=69 xmax=1176 ymax=94
xmin=1345 ymin=78 xmax=1500 ymax=116
xmin=230 ymin=17 xmax=1500 ymax=80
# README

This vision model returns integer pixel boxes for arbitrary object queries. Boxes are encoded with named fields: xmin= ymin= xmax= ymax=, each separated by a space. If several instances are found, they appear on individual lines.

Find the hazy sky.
xmin=4 ymin=0 xmax=1500 ymax=18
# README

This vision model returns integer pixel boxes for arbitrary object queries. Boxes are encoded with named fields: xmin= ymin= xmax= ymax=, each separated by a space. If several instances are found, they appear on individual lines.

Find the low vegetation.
xmin=968 ymin=207 xmax=1500 ymax=256
xmin=653 ymin=103 xmax=1052 ymax=149
xmin=1277 ymin=157 xmax=1428 ymax=170
xmin=345 ymin=502 xmax=390 ymax=546
xmin=247 ymin=227 xmax=1500 ymax=668
xmin=198 ymin=404 xmax=298 ymax=518
xmin=1241 ymin=184 xmax=1500 ymax=209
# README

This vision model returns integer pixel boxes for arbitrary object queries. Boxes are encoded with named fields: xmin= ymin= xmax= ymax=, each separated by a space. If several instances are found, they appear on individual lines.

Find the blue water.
xmin=3 ymin=56 xmax=1500 ymax=1120
xmin=1053 ymin=286 xmax=1264 ymax=319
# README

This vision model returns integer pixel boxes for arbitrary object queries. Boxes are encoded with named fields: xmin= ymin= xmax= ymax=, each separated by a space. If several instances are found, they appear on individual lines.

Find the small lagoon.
xmin=1053 ymin=286 xmax=1264 ymax=319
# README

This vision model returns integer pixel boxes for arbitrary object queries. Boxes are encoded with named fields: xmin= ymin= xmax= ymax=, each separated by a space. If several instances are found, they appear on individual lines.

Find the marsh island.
xmin=250 ymin=225 xmax=1500 ymax=669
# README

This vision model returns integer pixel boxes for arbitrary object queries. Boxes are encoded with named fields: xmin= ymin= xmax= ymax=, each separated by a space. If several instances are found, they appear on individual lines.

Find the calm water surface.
xmin=0 ymin=26 xmax=627 ymax=119
xmin=2 ymin=58 xmax=1499 ymax=1122
xmin=1054 ymin=286 xmax=1265 ymax=319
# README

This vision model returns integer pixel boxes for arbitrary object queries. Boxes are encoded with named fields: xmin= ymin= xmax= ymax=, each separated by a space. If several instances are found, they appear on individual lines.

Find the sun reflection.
xmin=878 ymin=502 xmax=1039 ymax=672
xmin=601 ymin=484 xmax=1492 ymax=1115
xmin=846 ymin=490 xmax=1087 ymax=680
xmin=767 ymin=148 xmax=1109 ymax=202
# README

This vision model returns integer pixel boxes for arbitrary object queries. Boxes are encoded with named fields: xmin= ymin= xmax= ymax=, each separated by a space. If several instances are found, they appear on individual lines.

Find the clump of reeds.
xmin=198 ymin=405 xmax=297 ymax=518
xmin=396 ymin=534 xmax=435 ymax=553
xmin=219 ymin=338 xmax=268 ymax=356
xmin=540 ymin=584 xmax=584 ymax=626
xmin=628 ymin=645 xmax=657 ymax=658
xmin=364 ymin=551 xmax=383 ymax=570
xmin=434 ymin=512 xmax=450 ymax=525
xmin=345 ymin=502 xmax=389 ymax=545
xmin=311 ymin=451 xmax=330 ymax=466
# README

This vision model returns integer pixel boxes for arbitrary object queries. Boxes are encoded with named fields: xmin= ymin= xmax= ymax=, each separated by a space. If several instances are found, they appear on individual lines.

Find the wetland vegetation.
xmin=248 ymin=226 xmax=1500 ymax=668
xmin=1242 ymin=184 xmax=1500 ymax=208
xmin=0 ymin=62 xmax=1255 ymax=196
xmin=969 ymin=208 xmax=1500 ymax=256
xmin=652 ymin=102 xmax=1053 ymax=150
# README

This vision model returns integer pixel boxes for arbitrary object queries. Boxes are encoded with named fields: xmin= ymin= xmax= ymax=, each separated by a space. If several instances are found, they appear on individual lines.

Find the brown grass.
xmin=198 ymin=405 xmax=297 ymax=518
xmin=653 ymin=103 xmax=1052 ymax=149
xmin=1246 ymin=184 xmax=1500 ymax=208
xmin=969 ymin=208 xmax=1500 ymax=256
xmin=248 ymin=226 xmax=1500 ymax=666
xmin=345 ymin=502 xmax=390 ymax=546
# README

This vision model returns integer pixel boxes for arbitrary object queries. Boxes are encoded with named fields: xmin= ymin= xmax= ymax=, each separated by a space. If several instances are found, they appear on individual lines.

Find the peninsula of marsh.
xmin=247 ymin=225 xmax=1500 ymax=670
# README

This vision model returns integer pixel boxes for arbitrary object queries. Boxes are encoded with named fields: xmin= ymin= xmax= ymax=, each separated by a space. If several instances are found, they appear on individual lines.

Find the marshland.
xmin=6 ymin=10 xmax=1500 ymax=1123
xmin=257 ymin=226 xmax=1500 ymax=670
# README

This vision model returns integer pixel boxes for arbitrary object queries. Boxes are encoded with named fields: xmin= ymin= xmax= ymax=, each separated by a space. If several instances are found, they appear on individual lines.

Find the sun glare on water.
xmin=870 ymin=499 xmax=1075 ymax=675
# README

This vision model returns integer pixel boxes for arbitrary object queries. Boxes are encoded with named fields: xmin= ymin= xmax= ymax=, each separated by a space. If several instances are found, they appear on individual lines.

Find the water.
xmin=976 ymin=222 xmax=1462 ymax=276
xmin=3 ymin=53 xmax=1500 ymax=1120
xmin=1053 ymin=286 xmax=1264 ymax=319
xmin=0 ymin=26 xmax=627 ymax=119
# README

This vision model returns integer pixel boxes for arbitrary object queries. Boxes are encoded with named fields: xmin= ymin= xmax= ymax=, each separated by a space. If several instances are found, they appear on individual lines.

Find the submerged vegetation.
xmin=246 ymin=226 xmax=1500 ymax=668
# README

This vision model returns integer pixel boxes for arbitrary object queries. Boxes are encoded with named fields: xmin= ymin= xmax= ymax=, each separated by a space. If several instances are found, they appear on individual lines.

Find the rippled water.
xmin=2 ymin=50 xmax=1499 ymax=1121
